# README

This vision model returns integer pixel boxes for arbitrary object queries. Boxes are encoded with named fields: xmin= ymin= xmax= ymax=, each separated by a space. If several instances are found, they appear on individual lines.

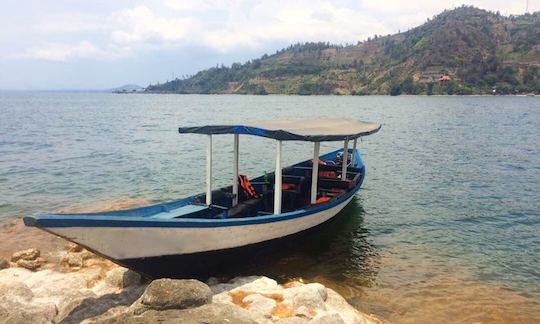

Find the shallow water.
xmin=1 ymin=92 xmax=539 ymax=322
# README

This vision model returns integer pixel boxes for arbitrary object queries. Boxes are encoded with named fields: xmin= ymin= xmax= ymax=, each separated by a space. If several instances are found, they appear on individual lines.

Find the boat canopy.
xmin=178 ymin=118 xmax=381 ymax=214
xmin=178 ymin=118 xmax=381 ymax=141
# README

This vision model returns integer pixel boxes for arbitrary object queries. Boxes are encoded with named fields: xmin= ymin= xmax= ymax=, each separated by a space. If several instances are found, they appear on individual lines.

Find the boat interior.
xmin=37 ymin=149 xmax=364 ymax=222
xmin=178 ymin=148 xmax=364 ymax=219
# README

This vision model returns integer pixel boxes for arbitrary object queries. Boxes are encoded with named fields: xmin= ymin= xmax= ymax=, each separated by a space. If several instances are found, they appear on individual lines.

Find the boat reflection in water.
xmin=245 ymin=196 xmax=380 ymax=287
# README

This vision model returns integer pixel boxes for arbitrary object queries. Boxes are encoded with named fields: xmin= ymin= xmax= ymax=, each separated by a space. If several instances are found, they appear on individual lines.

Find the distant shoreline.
xmin=0 ymin=90 xmax=536 ymax=97
xmin=130 ymin=92 xmax=538 ymax=97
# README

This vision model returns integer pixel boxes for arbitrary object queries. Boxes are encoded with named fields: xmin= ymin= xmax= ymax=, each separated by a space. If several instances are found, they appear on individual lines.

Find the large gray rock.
xmin=324 ymin=288 xmax=380 ymax=324
xmin=11 ymin=248 xmax=40 ymax=262
xmin=283 ymin=283 xmax=328 ymax=310
xmin=242 ymin=293 xmax=277 ymax=321
xmin=0 ymin=281 xmax=34 ymax=302
xmin=60 ymin=285 xmax=146 ymax=324
xmin=312 ymin=313 xmax=347 ymax=324
xmin=1 ymin=306 xmax=57 ymax=324
xmin=277 ymin=318 xmax=307 ymax=324
xmin=0 ymin=281 xmax=57 ymax=324
xmin=0 ymin=258 xmax=9 ymax=270
xmin=140 ymin=279 xmax=212 ymax=310
xmin=89 ymin=303 xmax=256 ymax=324
xmin=55 ymin=290 xmax=97 ymax=323
xmin=105 ymin=268 xmax=141 ymax=289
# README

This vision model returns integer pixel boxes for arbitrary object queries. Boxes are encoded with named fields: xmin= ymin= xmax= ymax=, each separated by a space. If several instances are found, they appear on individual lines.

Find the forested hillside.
xmin=146 ymin=6 xmax=540 ymax=95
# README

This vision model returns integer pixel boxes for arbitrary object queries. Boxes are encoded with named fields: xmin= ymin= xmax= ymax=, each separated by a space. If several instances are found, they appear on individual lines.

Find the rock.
xmin=80 ymin=250 xmax=97 ymax=261
xmin=206 ymin=277 xmax=220 ymax=286
xmin=0 ymin=281 xmax=34 ymax=302
xmin=140 ymin=279 xmax=212 ymax=311
xmin=66 ymin=242 xmax=84 ymax=253
xmin=0 ymin=280 xmax=57 ymax=324
xmin=2 ymin=304 xmax=57 ymax=324
xmin=295 ymin=305 xmax=317 ymax=319
xmin=283 ymin=283 xmax=328 ymax=310
xmin=91 ymin=303 xmax=256 ymax=324
xmin=55 ymin=290 xmax=97 ymax=323
xmin=81 ymin=305 xmax=131 ymax=324
xmin=0 ymin=258 xmax=9 ymax=270
xmin=105 ymin=268 xmax=141 ymax=289
xmin=16 ymin=257 xmax=45 ymax=271
xmin=277 ymin=317 xmax=307 ymax=324
xmin=11 ymin=248 xmax=40 ymax=262
xmin=63 ymin=253 xmax=84 ymax=268
xmin=243 ymin=293 xmax=277 ymax=321
xmin=324 ymin=288 xmax=380 ymax=324
xmin=312 ymin=313 xmax=347 ymax=324
xmin=59 ymin=286 xmax=146 ymax=324
xmin=211 ymin=276 xmax=280 ymax=295
xmin=0 ymin=270 xmax=380 ymax=324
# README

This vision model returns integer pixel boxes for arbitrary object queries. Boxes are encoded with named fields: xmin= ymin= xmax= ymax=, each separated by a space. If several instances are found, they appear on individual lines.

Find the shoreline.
xmin=0 ymin=90 xmax=537 ymax=97
xmin=2 ymin=218 xmax=539 ymax=323
xmin=127 ymin=92 xmax=539 ymax=97
xmin=0 ymin=244 xmax=383 ymax=324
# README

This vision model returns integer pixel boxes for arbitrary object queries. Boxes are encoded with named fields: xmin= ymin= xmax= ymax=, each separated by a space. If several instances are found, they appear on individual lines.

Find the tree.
xmin=400 ymin=77 xmax=417 ymax=94
xmin=389 ymin=84 xmax=402 ymax=96
xmin=426 ymin=82 xmax=434 ymax=95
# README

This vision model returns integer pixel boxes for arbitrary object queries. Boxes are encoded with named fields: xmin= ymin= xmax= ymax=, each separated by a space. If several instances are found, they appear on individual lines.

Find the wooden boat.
xmin=24 ymin=119 xmax=381 ymax=278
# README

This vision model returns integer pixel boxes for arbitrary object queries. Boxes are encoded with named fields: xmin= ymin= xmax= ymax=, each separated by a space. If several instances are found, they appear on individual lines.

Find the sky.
xmin=0 ymin=0 xmax=537 ymax=90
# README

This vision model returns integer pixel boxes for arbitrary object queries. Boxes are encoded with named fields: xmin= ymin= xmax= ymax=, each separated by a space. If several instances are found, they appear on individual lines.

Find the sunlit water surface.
xmin=1 ymin=93 xmax=539 ymax=322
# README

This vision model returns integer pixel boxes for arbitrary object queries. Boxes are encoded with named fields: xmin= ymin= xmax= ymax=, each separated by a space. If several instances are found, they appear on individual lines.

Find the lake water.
xmin=1 ymin=92 xmax=539 ymax=322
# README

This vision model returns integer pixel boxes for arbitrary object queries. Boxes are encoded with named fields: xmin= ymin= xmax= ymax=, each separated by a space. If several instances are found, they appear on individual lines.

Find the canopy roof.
xmin=178 ymin=118 xmax=381 ymax=141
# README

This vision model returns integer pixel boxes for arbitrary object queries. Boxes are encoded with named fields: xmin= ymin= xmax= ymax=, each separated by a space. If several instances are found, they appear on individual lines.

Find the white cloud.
xmin=9 ymin=0 xmax=537 ymax=61
xmin=163 ymin=0 xmax=236 ymax=11
xmin=25 ymin=41 xmax=129 ymax=62
xmin=189 ymin=1 xmax=391 ymax=51
xmin=36 ymin=12 xmax=110 ymax=34
xmin=111 ymin=6 xmax=199 ymax=44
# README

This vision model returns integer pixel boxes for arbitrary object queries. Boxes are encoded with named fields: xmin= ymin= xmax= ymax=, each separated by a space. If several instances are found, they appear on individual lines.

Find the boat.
xmin=24 ymin=119 xmax=381 ymax=278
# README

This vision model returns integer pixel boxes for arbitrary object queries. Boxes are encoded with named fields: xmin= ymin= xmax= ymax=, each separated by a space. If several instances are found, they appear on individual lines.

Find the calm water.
xmin=1 ymin=92 xmax=539 ymax=322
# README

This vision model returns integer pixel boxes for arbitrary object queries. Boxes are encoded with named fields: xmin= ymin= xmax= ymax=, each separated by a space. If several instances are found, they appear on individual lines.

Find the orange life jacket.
xmin=316 ymin=196 xmax=331 ymax=204
xmin=238 ymin=175 xmax=259 ymax=199
xmin=319 ymin=170 xmax=337 ymax=178
xmin=282 ymin=183 xmax=296 ymax=190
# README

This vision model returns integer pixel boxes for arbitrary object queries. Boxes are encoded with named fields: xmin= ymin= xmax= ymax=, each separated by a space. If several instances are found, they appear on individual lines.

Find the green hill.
xmin=146 ymin=6 xmax=540 ymax=95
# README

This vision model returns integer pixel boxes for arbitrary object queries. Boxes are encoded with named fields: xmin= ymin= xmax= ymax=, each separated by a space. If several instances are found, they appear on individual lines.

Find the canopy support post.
xmin=232 ymin=134 xmax=239 ymax=206
xmin=206 ymin=135 xmax=213 ymax=206
xmin=311 ymin=142 xmax=320 ymax=204
xmin=341 ymin=138 xmax=349 ymax=180
xmin=274 ymin=140 xmax=282 ymax=214
xmin=351 ymin=138 xmax=357 ymax=166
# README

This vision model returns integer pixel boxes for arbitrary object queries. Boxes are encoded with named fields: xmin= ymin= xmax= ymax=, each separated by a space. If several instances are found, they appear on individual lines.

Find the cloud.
xmin=36 ymin=12 xmax=109 ymax=34
xmin=195 ymin=1 xmax=390 ymax=51
xmin=25 ymin=41 xmax=129 ymax=62
xmin=163 ymin=0 xmax=235 ymax=11
xmin=111 ymin=6 xmax=199 ymax=44
xmin=8 ymin=0 xmax=537 ymax=62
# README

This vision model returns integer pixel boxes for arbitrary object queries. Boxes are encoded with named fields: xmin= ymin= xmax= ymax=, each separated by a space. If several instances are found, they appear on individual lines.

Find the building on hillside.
xmin=439 ymin=74 xmax=451 ymax=85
